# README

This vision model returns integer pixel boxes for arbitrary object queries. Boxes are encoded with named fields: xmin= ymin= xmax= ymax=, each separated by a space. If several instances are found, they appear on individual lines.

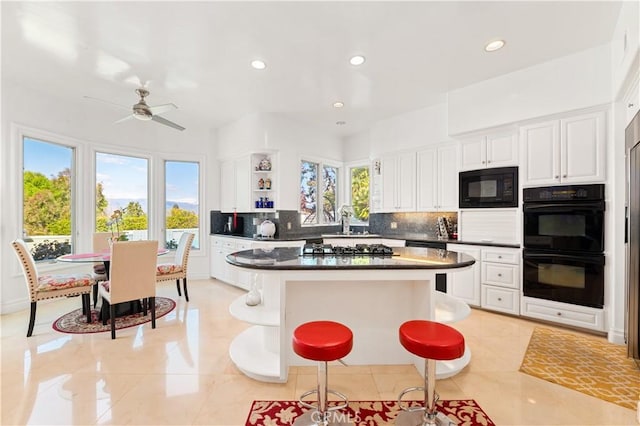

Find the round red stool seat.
xmin=293 ymin=321 xmax=353 ymax=361
xmin=399 ymin=320 xmax=464 ymax=361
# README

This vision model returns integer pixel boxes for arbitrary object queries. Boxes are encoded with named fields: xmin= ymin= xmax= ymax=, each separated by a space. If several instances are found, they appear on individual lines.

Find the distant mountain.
xmin=106 ymin=199 xmax=198 ymax=214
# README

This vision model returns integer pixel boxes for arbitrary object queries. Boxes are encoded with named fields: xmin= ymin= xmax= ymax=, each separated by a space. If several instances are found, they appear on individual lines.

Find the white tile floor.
xmin=1 ymin=279 xmax=636 ymax=425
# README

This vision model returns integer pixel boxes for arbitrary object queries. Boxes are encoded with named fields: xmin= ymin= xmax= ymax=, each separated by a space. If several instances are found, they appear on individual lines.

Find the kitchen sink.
xmin=320 ymin=233 xmax=381 ymax=238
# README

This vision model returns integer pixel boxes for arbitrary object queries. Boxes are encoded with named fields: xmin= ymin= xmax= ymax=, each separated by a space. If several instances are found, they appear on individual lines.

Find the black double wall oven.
xmin=522 ymin=184 xmax=605 ymax=309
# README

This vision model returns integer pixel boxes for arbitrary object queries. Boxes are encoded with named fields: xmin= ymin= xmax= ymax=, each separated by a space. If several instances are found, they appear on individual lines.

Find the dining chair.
xmin=91 ymin=232 xmax=113 ymax=306
xmin=156 ymin=232 xmax=195 ymax=301
xmin=99 ymin=240 xmax=159 ymax=339
xmin=11 ymin=239 xmax=94 ymax=337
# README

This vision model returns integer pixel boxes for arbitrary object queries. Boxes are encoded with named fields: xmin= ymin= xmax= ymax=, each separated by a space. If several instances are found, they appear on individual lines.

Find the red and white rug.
xmin=246 ymin=400 xmax=495 ymax=426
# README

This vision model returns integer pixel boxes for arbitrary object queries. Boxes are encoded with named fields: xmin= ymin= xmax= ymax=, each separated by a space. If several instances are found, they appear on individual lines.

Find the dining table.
xmin=57 ymin=247 xmax=170 ymax=319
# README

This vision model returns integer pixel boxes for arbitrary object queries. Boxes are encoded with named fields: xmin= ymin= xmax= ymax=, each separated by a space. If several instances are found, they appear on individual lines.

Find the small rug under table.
xmin=246 ymin=400 xmax=495 ymax=426
xmin=52 ymin=297 xmax=175 ymax=334
xmin=519 ymin=326 xmax=640 ymax=410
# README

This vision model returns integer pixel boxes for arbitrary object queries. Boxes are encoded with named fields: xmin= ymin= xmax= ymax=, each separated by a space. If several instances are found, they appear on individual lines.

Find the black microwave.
xmin=459 ymin=167 xmax=518 ymax=208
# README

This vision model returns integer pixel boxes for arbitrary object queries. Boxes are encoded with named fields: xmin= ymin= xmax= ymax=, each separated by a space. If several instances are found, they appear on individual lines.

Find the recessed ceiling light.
xmin=336 ymin=121 xmax=346 ymax=125
xmin=484 ymin=40 xmax=505 ymax=52
xmin=349 ymin=55 xmax=366 ymax=66
xmin=333 ymin=101 xmax=344 ymax=108
xmin=251 ymin=60 xmax=266 ymax=70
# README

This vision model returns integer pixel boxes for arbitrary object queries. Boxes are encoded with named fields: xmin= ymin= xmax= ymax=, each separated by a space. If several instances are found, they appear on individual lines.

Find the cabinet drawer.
xmin=481 ymin=249 xmax=519 ymax=264
xmin=481 ymin=263 xmax=519 ymax=289
xmin=521 ymin=296 xmax=604 ymax=331
xmin=481 ymin=285 xmax=519 ymax=315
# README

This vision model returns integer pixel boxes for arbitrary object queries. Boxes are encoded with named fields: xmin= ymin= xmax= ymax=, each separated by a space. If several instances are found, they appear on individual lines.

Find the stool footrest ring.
xmin=299 ymin=389 xmax=349 ymax=412
xmin=397 ymin=386 xmax=439 ymax=413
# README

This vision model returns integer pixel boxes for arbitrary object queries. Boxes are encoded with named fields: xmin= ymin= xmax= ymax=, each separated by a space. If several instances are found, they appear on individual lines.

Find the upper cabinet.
xmin=220 ymin=152 xmax=277 ymax=213
xmin=220 ymin=156 xmax=251 ymax=212
xmin=379 ymin=151 xmax=416 ymax=212
xmin=417 ymin=144 xmax=458 ymax=211
xmin=520 ymin=111 xmax=606 ymax=187
xmin=459 ymin=132 xmax=518 ymax=171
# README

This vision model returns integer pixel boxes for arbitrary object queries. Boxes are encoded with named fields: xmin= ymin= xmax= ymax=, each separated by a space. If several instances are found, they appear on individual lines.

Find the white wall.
xmin=611 ymin=0 xmax=639 ymax=97
xmin=216 ymin=113 xmax=343 ymax=210
xmin=1 ymin=79 xmax=216 ymax=314
xmin=448 ymin=44 xmax=612 ymax=135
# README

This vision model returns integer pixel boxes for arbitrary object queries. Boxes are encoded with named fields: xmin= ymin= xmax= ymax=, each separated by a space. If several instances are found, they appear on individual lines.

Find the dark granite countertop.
xmin=225 ymin=246 xmax=476 ymax=271
xmin=211 ymin=232 xmax=520 ymax=248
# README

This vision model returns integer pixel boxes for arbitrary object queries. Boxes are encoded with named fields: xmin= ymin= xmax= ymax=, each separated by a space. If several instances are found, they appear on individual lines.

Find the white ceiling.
xmin=1 ymin=1 xmax=623 ymax=137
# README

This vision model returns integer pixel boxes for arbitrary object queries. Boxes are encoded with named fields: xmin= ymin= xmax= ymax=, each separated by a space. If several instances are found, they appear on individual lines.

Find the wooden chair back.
xmin=175 ymin=233 xmax=195 ymax=270
xmin=11 ymin=239 xmax=38 ymax=301
xmin=93 ymin=232 xmax=113 ymax=252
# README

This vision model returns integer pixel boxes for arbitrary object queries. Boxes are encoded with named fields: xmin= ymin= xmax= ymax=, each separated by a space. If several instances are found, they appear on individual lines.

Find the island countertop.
xmin=225 ymin=246 xmax=476 ymax=270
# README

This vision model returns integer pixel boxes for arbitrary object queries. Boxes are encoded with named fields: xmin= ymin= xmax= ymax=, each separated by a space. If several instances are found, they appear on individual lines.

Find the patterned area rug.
xmin=246 ymin=400 xmax=495 ymax=426
xmin=52 ymin=297 xmax=175 ymax=334
xmin=520 ymin=326 xmax=640 ymax=410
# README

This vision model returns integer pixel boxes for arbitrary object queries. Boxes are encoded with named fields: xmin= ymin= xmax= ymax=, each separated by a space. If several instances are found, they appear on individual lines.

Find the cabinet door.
xmin=446 ymin=245 xmax=481 ymax=306
xmin=437 ymin=145 xmax=458 ymax=211
xmin=397 ymin=152 xmax=416 ymax=211
xmin=234 ymin=157 xmax=252 ymax=212
xmin=459 ymin=138 xmax=486 ymax=171
xmin=486 ymin=133 xmax=518 ymax=168
xmin=561 ymin=112 xmax=605 ymax=183
xmin=211 ymin=237 xmax=226 ymax=280
xmin=417 ymin=148 xmax=437 ymax=211
xmin=520 ymin=120 xmax=560 ymax=186
xmin=220 ymin=160 xmax=236 ymax=212
xmin=380 ymin=154 xmax=398 ymax=212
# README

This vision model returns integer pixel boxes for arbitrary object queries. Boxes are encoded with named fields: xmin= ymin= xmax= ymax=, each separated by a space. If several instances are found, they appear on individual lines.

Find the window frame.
xmin=299 ymin=156 xmax=342 ymax=226
xmin=344 ymin=160 xmax=371 ymax=226
xmin=161 ymin=156 xmax=204 ymax=252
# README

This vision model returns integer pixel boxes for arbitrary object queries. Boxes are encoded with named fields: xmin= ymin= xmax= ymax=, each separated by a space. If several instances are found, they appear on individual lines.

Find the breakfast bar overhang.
xmin=226 ymin=246 xmax=475 ymax=383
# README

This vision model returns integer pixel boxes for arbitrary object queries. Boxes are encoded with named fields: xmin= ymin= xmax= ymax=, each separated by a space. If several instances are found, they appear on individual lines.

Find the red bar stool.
xmin=396 ymin=320 xmax=465 ymax=426
xmin=292 ymin=320 xmax=353 ymax=426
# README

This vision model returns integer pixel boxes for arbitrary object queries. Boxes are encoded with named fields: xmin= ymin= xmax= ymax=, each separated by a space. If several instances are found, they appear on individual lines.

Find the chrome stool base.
xmin=395 ymin=409 xmax=456 ymax=426
xmin=296 ymin=389 xmax=351 ymax=426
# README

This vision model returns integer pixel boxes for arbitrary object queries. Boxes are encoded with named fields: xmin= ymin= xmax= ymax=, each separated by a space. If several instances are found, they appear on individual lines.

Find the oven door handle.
xmin=523 ymin=252 xmax=605 ymax=264
xmin=523 ymin=202 xmax=605 ymax=211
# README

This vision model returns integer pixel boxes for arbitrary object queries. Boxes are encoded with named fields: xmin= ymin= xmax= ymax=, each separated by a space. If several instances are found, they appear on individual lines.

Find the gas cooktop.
xmin=302 ymin=243 xmax=394 ymax=256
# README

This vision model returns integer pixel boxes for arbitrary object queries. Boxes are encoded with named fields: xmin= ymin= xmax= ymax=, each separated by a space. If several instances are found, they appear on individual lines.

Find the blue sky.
xmin=24 ymin=138 xmax=199 ymax=211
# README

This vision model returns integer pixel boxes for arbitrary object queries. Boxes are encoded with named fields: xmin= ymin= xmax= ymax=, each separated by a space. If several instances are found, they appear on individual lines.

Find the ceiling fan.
xmin=85 ymin=87 xmax=186 ymax=131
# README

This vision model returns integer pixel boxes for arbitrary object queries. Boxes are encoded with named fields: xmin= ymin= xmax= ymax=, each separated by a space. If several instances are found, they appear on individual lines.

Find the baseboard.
xmin=608 ymin=327 xmax=626 ymax=345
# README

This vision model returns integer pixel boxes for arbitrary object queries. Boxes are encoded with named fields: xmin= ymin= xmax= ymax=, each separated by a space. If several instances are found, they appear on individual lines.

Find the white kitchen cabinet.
xmin=480 ymin=247 xmax=520 ymax=315
xmin=446 ymin=244 xmax=481 ymax=307
xmin=520 ymin=111 xmax=606 ymax=186
xmin=380 ymin=151 xmax=416 ymax=212
xmin=211 ymin=236 xmax=304 ymax=291
xmin=417 ymin=144 xmax=458 ymax=211
xmin=220 ymin=156 xmax=251 ymax=212
xmin=623 ymin=73 xmax=639 ymax=126
xmin=459 ymin=132 xmax=518 ymax=171
xmin=521 ymin=296 xmax=604 ymax=332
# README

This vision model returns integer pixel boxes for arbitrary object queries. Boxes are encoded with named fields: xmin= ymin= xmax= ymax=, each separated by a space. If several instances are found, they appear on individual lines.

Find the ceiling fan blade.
xmin=152 ymin=114 xmax=185 ymax=131
xmin=84 ymin=95 xmax=130 ymax=111
xmin=149 ymin=103 xmax=177 ymax=115
xmin=114 ymin=114 xmax=134 ymax=124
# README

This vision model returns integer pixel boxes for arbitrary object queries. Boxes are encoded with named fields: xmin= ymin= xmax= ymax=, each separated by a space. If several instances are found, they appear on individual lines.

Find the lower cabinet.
xmin=446 ymin=244 xmax=481 ymax=307
xmin=521 ymin=296 xmax=605 ymax=332
xmin=210 ymin=236 xmax=304 ymax=291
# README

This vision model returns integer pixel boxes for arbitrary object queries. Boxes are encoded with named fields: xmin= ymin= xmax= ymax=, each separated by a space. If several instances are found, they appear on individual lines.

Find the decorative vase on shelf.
xmin=246 ymin=274 xmax=262 ymax=306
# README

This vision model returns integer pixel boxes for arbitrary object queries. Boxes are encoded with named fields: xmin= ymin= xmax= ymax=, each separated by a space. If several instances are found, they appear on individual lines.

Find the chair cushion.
xmin=37 ymin=274 xmax=94 ymax=292
xmin=157 ymin=263 xmax=183 ymax=275
xmin=93 ymin=264 xmax=106 ymax=274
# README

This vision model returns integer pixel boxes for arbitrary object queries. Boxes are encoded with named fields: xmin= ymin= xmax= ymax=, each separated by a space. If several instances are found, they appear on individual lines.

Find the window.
xmin=95 ymin=152 xmax=149 ymax=241
xmin=300 ymin=159 xmax=339 ymax=225
xmin=349 ymin=164 xmax=370 ymax=225
xmin=165 ymin=160 xmax=200 ymax=250
xmin=22 ymin=137 xmax=74 ymax=260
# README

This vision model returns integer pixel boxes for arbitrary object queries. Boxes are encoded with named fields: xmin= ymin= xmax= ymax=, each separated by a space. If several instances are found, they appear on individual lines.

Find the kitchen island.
xmin=226 ymin=246 xmax=475 ymax=383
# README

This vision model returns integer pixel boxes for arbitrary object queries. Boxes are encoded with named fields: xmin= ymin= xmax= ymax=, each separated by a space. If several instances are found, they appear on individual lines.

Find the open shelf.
xmin=229 ymin=326 xmax=283 ymax=382
xmin=229 ymin=295 xmax=279 ymax=326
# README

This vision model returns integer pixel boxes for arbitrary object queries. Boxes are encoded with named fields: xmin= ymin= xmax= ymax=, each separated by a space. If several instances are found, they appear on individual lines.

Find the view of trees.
xmin=350 ymin=166 xmax=370 ymax=221
xmin=300 ymin=161 xmax=338 ymax=224
xmin=23 ymin=169 xmax=198 ymax=237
